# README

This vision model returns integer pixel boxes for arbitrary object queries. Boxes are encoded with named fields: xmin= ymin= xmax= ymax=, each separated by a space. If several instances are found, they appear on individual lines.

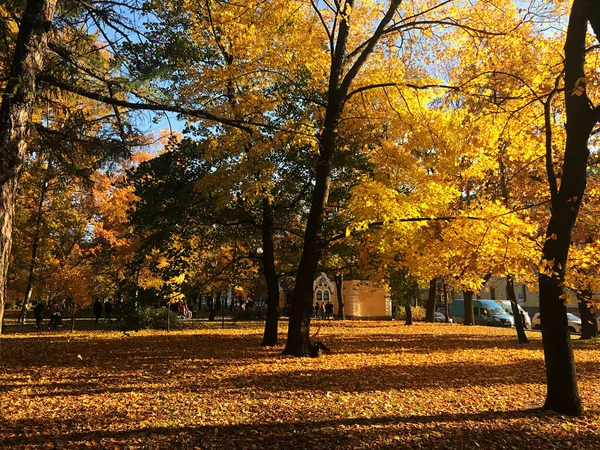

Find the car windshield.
xmin=488 ymin=307 xmax=505 ymax=316
xmin=567 ymin=313 xmax=581 ymax=322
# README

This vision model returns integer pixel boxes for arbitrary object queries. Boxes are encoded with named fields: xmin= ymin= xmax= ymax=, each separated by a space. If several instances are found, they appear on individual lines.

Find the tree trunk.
xmin=261 ymin=198 xmax=280 ymax=346
xmin=425 ymin=278 xmax=437 ymax=322
xmin=463 ymin=290 xmax=475 ymax=325
xmin=282 ymin=1 xmax=351 ymax=356
xmin=335 ymin=273 xmax=345 ymax=320
xmin=70 ymin=300 xmax=75 ymax=332
xmin=443 ymin=283 xmax=450 ymax=323
xmin=539 ymin=273 xmax=580 ymax=415
xmin=17 ymin=171 xmax=49 ymax=324
xmin=208 ymin=296 xmax=215 ymax=321
xmin=282 ymin=0 xmax=400 ymax=356
xmin=538 ymin=0 xmax=594 ymax=416
xmin=282 ymin=85 xmax=339 ymax=356
xmin=577 ymin=290 xmax=598 ymax=340
xmin=404 ymin=304 xmax=412 ymax=326
xmin=0 ymin=0 xmax=57 ymax=333
xmin=506 ymin=275 xmax=528 ymax=344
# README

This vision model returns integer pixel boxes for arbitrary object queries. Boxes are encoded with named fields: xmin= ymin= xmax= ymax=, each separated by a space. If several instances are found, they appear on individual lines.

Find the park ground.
xmin=1 ymin=320 xmax=599 ymax=449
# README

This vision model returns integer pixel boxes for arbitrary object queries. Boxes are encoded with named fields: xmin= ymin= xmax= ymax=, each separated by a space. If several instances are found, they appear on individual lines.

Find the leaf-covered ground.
xmin=1 ymin=321 xmax=599 ymax=449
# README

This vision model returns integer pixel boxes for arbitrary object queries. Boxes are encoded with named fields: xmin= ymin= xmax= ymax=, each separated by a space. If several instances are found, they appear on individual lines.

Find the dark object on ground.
xmin=33 ymin=303 xmax=44 ymax=329
xmin=93 ymin=299 xmax=102 ymax=324
xmin=310 ymin=341 xmax=331 ymax=358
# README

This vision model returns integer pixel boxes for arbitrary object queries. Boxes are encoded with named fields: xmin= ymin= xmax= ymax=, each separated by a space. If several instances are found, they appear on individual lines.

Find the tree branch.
xmin=39 ymin=73 xmax=255 ymax=134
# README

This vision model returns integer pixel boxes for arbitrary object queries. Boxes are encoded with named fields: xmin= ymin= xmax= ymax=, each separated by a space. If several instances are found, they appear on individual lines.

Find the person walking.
xmin=33 ymin=301 xmax=45 ymax=330
xmin=325 ymin=301 xmax=333 ymax=319
xmin=93 ymin=298 xmax=102 ymax=324
xmin=48 ymin=302 xmax=62 ymax=330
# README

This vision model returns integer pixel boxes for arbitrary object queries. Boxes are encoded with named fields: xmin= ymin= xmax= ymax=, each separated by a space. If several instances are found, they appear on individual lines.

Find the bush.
xmin=397 ymin=305 xmax=426 ymax=321
xmin=120 ymin=306 xmax=181 ymax=331
xmin=234 ymin=308 xmax=267 ymax=321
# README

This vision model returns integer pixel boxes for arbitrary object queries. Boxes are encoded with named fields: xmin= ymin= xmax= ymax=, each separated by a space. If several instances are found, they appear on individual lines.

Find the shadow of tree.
xmin=2 ymin=325 xmax=599 ymax=450
xmin=2 ymin=408 xmax=598 ymax=449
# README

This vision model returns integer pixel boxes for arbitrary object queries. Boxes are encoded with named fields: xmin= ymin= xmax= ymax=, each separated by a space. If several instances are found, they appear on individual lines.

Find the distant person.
xmin=93 ymin=298 xmax=102 ymax=324
xmin=320 ymin=302 xmax=325 ymax=319
xmin=325 ymin=301 xmax=333 ymax=319
xmin=33 ymin=301 xmax=45 ymax=330
xmin=104 ymin=300 xmax=113 ymax=321
xmin=48 ymin=302 xmax=62 ymax=330
xmin=314 ymin=302 xmax=320 ymax=319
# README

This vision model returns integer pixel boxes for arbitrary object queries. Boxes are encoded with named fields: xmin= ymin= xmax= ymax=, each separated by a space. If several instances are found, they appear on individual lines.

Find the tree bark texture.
xmin=463 ymin=290 xmax=475 ymax=325
xmin=283 ymin=0 xmax=400 ymax=356
xmin=538 ymin=0 xmax=597 ymax=415
xmin=577 ymin=290 xmax=598 ymax=340
xmin=443 ymin=283 xmax=450 ymax=323
xmin=208 ymin=297 xmax=215 ymax=321
xmin=261 ymin=198 xmax=280 ymax=346
xmin=70 ymin=300 xmax=75 ymax=332
xmin=18 ymin=172 xmax=48 ymax=324
xmin=404 ymin=304 xmax=412 ymax=326
xmin=0 ymin=0 xmax=57 ymax=333
xmin=283 ymin=1 xmax=353 ymax=356
xmin=506 ymin=275 xmax=528 ymax=344
xmin=426 ymin=278 xmax=437 ymax=322
xmin=335 ymin=273 xmax=345 ymax=320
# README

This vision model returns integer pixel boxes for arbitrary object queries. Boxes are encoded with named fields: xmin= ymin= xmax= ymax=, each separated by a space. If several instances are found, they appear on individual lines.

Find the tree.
xmin=283 ymin=0 xmax=404 ymax=356
xmin=126 ymin=136 xmax=309 ymax=344
xmin=537 ymin=0 xmax=600 ymax=415
xmin=0 ymin=0 xmax=254 ymax=330
xmin=389 ymin=267 xmax=420 ymax=326
xmin=15 ymin=155 xmax=50 ymax=323
xmin=0 ymin=0 xmax=58 ymax=332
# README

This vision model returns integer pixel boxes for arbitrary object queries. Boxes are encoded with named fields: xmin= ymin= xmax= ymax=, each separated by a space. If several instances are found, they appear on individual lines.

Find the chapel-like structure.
xmin=310 ymin=273 xmax=392 ymax=319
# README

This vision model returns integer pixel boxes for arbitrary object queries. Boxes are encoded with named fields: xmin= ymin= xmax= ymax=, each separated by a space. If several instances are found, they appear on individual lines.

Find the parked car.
xmin=531 ymin=312 xmax=582 ymax=333
xmin=497 ymin=300 xmax=532 ymax=329
xmin=451 ymin=299 xmax=514 ymax=327
xmin=434 ymin=311 xmax=453 ymax=323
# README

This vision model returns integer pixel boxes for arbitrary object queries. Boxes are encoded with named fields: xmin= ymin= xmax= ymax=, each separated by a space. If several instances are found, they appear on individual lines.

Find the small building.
xmin=311 ymin=273 xmax=391 ymax=319
xmin=313 ymin=274 xmax=335 ymax=304
xmin=278 ymin=273 xmax=393 ymax=319
xmin=341 ymin=280 xmax=392 ymax=320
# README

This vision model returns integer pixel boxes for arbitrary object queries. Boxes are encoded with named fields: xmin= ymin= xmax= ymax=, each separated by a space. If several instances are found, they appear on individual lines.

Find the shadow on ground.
xmin=2 ymin=408 xmax=597 ymax=449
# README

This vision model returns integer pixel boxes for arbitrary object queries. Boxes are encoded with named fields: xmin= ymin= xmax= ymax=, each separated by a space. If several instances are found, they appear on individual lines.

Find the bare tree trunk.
xmin=17 ymin=170 xmax=49 ymax=324
xmin=335 ymin=272 xmax=345 ymax=320
xmin=425 ymin=278 xmax=437 ymax=322
xmin=0 ymin=0 xmax=57 ymax=333
xmin=506 ymin=275 xmax=528 ymax=344
xmin=443 ymin=283 xmax=450 ymax=323
xmin=463 ymin=290 xmax=475 ymax=325
xmin=404 ymin=304 xmax=412 ymax=325
xmin=577 ymin=290 xmax=598 ymax=340
xmin=538 ymin=0 xmax=597 ymax=415
xmin=261 ymin=198 xmax=280 ymax=346
xmin=70 ymin=300 xmax=75 ymax=332
xmin=283 ymin=0 xmax=400 ymax=356
xmin=208 ymin=296 xmax=215 ymax=321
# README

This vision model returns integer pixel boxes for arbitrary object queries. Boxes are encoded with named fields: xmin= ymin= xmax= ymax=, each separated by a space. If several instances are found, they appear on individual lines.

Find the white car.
xmin=531 ymin=312 xmax=582 ymax=333
xmin=434 ymin=311 xmax=453 ymax=323
xmin=497 ymin=301 xmax=532 ymax=329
